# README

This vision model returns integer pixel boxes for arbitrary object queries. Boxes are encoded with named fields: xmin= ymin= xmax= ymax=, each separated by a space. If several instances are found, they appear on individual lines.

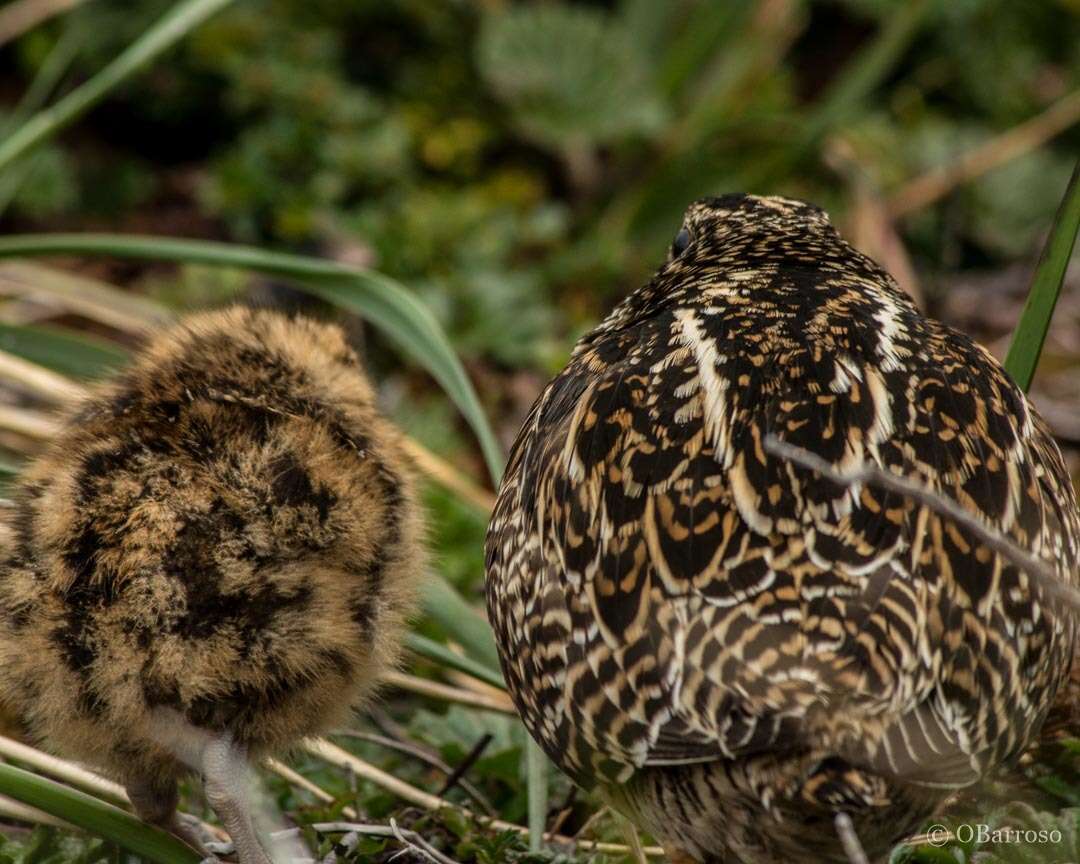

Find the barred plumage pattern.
xmin=485 ymin=195 xmax=1079 ymax=863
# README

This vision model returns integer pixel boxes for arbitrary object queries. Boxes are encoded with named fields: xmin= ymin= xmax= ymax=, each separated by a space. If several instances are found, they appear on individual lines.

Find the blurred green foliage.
xmin=3 ymin=0 xmax=1078 ymax=373
xmin=0 ymin=827 xmax=112 ymax=864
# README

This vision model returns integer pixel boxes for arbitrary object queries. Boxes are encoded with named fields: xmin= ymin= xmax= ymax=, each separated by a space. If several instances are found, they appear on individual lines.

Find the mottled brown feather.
xmin=0 ymin=306 xmax=424 ymax=793
xmin=485 ymin=195 xmax=1079 ymax=863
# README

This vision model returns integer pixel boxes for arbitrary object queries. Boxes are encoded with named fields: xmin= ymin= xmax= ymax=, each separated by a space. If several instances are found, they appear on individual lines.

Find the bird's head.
xmin=584 ymin=193 xmax=849 ymax=342
xmin=666 ymin=193 xmax=836 ymax=263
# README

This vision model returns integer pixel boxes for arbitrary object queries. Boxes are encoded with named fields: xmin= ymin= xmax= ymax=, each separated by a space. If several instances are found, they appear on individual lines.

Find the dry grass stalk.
xmin=0 ymin=0 xmax=86 ymax=48
xmin=0 ymin=793 xmax=72 ymax=829
xmin=0 ymin=734 xmax=126 ymax=806
xmin=0 ymin=298 xmax=65 ymax=326
xmin=332 ymin=729 xmax=495 ymax=816
xmin=0 ymin=404 xmax=58 ymax=441
xmin=305 ymin=738 xmax=666 ymax=857
xmin=0 ymin=261 xmax=170 ymax=332
xmin=0 ymin=350 xmax=85 ymax=404
xmin=888 ymin=88 xmax=1080 ymax=218
xmin=835 ymin=812 xmax=870 ymax=864
xmin=399 ymin=438 xmax=495 ymax=513
xmin=444 ymin=669 xmax=513 ymax=704
xmin=264 ymin=758 xmax=358 ymax=820
xmin=383 ymin=671 xmax=514 ymax=715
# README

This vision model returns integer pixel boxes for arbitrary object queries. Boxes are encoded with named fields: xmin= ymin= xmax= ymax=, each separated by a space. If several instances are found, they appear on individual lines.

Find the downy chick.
xmin=0 ymin=306 xmax=425 ymax=864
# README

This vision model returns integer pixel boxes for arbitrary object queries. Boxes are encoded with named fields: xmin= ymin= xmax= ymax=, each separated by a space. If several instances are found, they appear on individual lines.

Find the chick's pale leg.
xmin=202 ymin=734 xmax=272 ymax=864
xmin=145 ymin=709 xmax=280 ymax=864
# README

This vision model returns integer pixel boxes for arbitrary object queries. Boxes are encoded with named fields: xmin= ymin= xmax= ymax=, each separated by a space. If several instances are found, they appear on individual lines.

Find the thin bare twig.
xmin=436 ymin=733 xmax=492 ymax=800
xmin=390 ymin=816 xmax=462 ymax=864
xmin=763 ymin=436 xmax=1080 ymax=613
xmin=835 ymin=812 xmax=870 ymax=864
xmin=888 ymin=88 xmax=1080 ymax=218
xmin=314 ymin=822 xmax=460 ymax=864
xmin=331 ymin=730 xmax=494 ymax=816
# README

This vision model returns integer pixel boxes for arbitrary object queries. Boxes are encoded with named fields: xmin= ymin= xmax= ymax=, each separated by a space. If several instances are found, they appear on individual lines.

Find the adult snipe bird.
xmin=485 ymin=194 xmax=1079 ymax=863
xmin=0 ymin=307 xmax=424 ymax=864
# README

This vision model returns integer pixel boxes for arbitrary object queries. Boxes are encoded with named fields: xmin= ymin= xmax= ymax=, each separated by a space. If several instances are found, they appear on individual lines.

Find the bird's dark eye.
xmin=671 ymin=228 xmax=692 ymax=257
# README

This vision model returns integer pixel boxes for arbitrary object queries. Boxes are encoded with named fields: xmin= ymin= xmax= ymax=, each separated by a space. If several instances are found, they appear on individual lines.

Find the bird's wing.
xmin=487 ymin=264 xmax=1078 ymax=788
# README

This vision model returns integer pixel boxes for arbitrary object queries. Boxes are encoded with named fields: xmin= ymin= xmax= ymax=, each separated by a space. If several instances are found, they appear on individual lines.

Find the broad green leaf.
xmin=0 ymin=322 xmax=128 ymax=380
xmin=1005 ymin=159 xmax=1080 ymax=392
xmin=420 ymin=571 xmax=500 ymax=674
xmin=0 ymin=764 xmax=200 ymax=864
xmin=0 ymin=234 xmax=504 ymax=484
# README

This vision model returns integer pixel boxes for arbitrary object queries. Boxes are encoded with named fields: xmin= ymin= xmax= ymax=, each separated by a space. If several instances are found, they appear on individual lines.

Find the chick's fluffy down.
xmin=0 ymin=307 xmax=424 ymax=786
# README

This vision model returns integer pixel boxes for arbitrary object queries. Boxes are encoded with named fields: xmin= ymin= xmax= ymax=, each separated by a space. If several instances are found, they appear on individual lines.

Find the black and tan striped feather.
xmin=485 ymin=195 xmax=1079 ymax=863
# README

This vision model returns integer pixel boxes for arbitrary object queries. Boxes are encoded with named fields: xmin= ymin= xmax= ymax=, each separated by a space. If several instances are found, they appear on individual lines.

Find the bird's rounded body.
xmin=485 ymin=195 xmax=1079 ymax=862
xmin=0 ymin=307 xmax=423 ymax=804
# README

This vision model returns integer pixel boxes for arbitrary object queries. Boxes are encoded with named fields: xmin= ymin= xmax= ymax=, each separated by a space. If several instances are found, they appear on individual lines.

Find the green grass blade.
xmin=656 ymin=1 xmax=750 ymax=99
xmin=0 ymin=26 xmax=82 ymax=219
xmin=0 ymin=0 xmax=237 ymax=173
xmin=0 ymin=764 xmax=200 ymax=864
xmin=0 ymin=321 xmax=129 ymax=379
xmin=0 ymin=27 xmax=81 ymax=141
xmin=0 ymin=457 xmax=19 ymax=481
xmin=0 ymin=233 xmax=504 ymax=484
xmin=421 ymin=572 xmax=501 ymax=672
xmin=1004 ymin=159 xmax=1080 ymax=392
xmin=525 ymin=740 xmax=547 ymax=852
xmin=406 ymin=633 xmax=506 ymax=691
xmin=744 ymin=0 xmax=930 ymax=189
xmin=798 ymin=0 xmax=929 ymax=149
